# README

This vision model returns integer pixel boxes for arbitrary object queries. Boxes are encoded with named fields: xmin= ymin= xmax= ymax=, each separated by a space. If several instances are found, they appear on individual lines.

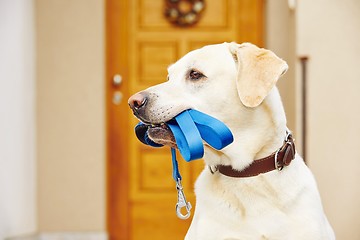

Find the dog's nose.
xmin=128 ymin=91 xmax=148 ymax=110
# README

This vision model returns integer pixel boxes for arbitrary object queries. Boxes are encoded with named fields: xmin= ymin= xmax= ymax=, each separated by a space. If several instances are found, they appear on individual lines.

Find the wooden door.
xmin=106 ymin=1 xmax=264 ymax=239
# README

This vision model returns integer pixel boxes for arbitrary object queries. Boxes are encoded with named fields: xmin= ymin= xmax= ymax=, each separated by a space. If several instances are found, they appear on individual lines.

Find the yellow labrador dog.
xmin=128 ymin=42 xmax=335 ymax=240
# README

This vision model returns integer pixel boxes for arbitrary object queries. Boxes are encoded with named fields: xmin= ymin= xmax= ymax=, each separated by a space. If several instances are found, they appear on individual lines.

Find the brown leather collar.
xmin=214 ymin=132 xmax=296 ymax=178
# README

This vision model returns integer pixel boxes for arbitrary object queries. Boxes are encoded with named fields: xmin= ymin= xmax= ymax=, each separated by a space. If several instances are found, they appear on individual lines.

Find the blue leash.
xmin=134 ymin=109 xmax=233 ymax=219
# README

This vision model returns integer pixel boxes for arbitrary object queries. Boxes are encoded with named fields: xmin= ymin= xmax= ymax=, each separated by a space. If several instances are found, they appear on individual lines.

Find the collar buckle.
xmin=275 ymin=131 xmax=295 ymax=171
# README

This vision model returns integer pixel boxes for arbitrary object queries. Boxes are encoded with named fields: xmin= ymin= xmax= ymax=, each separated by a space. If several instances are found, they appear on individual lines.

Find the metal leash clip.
xmin=175 ymin=178 xmax=192 ymax=219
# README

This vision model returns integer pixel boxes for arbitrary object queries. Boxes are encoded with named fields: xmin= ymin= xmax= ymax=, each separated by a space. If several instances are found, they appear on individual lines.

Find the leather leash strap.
xmin=217 ymin=133 xmax=296 ymax=178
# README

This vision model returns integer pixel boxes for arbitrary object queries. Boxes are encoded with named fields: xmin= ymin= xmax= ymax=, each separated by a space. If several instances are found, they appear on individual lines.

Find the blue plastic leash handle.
xmin=189 ymin=110 xmax=233 ymax=150
xmin=167 ymin=110 xmax=204 ymax=161
xmin=134 ymin=109 xmax=234 ymax=162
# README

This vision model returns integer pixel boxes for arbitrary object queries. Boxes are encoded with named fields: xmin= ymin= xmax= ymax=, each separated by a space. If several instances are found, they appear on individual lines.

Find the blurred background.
xmin=0 ymin=0 xmax=359 ymax=239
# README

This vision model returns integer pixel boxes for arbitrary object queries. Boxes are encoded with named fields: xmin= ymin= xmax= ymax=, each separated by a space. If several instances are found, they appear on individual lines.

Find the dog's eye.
xmin=189 ymin=70 xmax=205 ymax=81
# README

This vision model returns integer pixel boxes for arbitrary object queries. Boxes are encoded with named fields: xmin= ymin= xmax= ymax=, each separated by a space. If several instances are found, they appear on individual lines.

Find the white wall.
xmin=297 ymin=0 xmax=360 ymax=239
xmin=0 ymin=0 xmax=37 ymax=239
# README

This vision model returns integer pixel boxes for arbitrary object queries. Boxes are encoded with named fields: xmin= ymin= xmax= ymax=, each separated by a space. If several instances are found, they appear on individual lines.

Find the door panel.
xmin=138 ymin=41 xmax=178 ymax=85
xmin=106 ymin=1 xmax=264 ymax=239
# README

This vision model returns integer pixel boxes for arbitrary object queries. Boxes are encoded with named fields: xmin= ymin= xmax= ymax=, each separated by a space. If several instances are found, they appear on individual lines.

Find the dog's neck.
xmin=204 ymin=88 xmax=287 ymax=171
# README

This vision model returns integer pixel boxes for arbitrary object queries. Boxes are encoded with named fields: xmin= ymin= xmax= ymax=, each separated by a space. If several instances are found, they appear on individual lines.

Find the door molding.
xmin=106 ymin=0 xmax=130 ymax=239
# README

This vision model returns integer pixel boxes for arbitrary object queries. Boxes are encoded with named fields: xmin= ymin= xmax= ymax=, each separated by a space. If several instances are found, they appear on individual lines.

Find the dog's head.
xmin=128 ymin=42 xmax=288 ymax=149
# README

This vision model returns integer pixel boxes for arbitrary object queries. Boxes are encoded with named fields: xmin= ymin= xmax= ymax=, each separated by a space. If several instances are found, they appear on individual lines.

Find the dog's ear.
xmin=229 ymin=42 xmax=288 ymax=108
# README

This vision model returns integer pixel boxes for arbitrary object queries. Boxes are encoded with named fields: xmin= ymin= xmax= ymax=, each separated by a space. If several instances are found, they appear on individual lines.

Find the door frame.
xmin=106 ymin=0 xmax=130 ymax=239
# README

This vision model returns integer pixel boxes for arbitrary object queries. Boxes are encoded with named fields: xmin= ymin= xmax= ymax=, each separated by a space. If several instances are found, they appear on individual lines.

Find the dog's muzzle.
xmin=128 ymin=91 xmax=149 ymax=122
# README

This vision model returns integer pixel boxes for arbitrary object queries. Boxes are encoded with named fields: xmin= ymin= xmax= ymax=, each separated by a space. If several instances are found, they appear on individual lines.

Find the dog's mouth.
xmin=132 ymin=106 xmax=190 ymax=148
xmin=132 ymin=105 xmax=192 ymax=148
xmin=139 ymin=122 xmax=177 ymax=148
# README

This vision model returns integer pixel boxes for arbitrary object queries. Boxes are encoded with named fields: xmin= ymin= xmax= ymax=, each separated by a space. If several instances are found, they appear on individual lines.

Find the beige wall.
xmin=36 ymin=0 xmax=106 ymax=231
xmin=267 ymin=0 xmax=360 ymax=238
xmin=297 ymin=0 xmax=360 ymax=239
xmin=265 ymin=0 xmax=297 ymax=136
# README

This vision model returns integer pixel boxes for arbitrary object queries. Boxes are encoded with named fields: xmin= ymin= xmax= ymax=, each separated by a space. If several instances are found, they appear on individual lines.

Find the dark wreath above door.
xmin=164 ymin=0 xmax=206 ymax=27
